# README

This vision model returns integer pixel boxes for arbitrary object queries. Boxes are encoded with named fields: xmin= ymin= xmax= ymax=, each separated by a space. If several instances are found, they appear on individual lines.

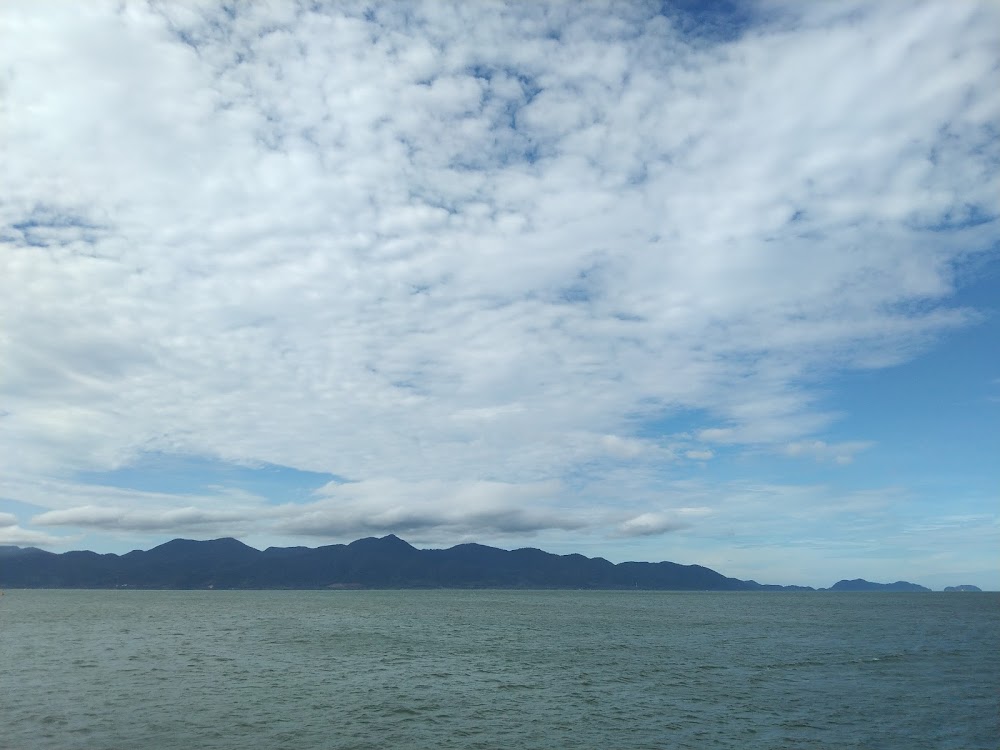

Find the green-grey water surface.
xmin=1 ymin=590 xmax=997 ymax=749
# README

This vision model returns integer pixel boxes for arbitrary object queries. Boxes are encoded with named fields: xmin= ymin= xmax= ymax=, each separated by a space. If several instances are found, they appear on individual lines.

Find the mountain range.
xmin=0 ymin=535 xmax=934 ymax=591
xmin=0 ymin=534 xmax=929 ymax=591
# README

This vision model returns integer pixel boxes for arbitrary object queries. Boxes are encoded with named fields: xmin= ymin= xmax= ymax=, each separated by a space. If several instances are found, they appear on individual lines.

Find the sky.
xmin=1 ymin=0 xmax=998 ymax=590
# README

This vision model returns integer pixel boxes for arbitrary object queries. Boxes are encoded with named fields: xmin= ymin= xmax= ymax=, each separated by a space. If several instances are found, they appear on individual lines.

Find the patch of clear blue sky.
xmin=820 ymin=255 xmax=1000 ymax=489
xmin=74 ymin=453 xmax=341 ymax=503
xmin=738 ymin=252 xmax=1000 ymax=498
xmin=661 ymin=0 xmax=758 ymax=42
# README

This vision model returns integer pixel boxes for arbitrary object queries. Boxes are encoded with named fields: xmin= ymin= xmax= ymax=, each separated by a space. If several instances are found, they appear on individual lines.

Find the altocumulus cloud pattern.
xmin=1 ymin=1 xmax=998 ymax=588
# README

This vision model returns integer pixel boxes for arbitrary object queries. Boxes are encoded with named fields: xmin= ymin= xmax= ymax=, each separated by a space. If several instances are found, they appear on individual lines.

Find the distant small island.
xmin=828 ymin=579 xmax=930 ymax=592
xmin=943 ymin=584 xmax=982 ymax=592
xmin=0 ymin=535 xmax=949 ymax=591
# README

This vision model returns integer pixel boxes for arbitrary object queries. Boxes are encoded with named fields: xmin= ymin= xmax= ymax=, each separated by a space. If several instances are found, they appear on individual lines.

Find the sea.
xmin=0 ymin=590 xmax=997 ymax=749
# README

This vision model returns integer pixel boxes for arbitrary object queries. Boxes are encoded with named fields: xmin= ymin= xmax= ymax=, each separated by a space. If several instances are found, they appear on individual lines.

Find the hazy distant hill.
xmin=827 ymin=578 xmax=931 ymax=592
xmin=943 ymin=584 xmax=982 ymax=592
xmin=0 ymin=535 xmax=928 ymax=591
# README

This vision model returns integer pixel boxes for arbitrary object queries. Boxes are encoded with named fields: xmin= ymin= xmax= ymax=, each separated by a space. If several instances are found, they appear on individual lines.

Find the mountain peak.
xmin=380 ymin=533 xmax=414 ymax=547
xmin=143 ymin=537 xmax=260 ymax=560
xmin=347 ymin=534 xmax=415 ymax=550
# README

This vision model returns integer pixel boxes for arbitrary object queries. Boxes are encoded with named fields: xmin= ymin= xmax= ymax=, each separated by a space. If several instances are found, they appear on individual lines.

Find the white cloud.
xmin=287 ymin=478 xmax=584 ymax=538
xmin=0 ymin=474 xmax=264 ymax=513
xmin=616 ymin=512 xmax=690 ymax=538
xmin=23 ymin=476 xmax=587 ymax=540
xmin=0 ymin=526 xmax=69 ymax=547
xmin=685 ymin=450 xmax=714 ymax=461
xmin=783 ymin=440 xmax=874 ymax=465
xmin=32 ymin=505 xmax=261 ymax=534
xmin=600 ymin=435 xmax=653 ymax=459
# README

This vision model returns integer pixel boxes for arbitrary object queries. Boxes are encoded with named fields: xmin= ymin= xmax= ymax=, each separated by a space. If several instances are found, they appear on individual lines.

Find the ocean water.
xmin=0 ymin=590 xmax=997 ymax=749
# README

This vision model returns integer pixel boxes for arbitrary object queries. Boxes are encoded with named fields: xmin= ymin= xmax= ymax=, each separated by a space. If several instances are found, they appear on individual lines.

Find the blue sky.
xmin=1 ymin=0 xmax=998 ymax=589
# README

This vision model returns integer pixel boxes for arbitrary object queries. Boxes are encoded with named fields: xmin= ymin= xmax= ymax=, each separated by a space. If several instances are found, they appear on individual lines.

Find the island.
xmin=827 ymin=578 xmax=930 ymax=592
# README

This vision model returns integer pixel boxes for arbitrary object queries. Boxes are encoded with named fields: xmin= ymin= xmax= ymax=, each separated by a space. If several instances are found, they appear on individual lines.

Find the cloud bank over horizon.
xmin=1 ymin=1 xmax=998 ymax=587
